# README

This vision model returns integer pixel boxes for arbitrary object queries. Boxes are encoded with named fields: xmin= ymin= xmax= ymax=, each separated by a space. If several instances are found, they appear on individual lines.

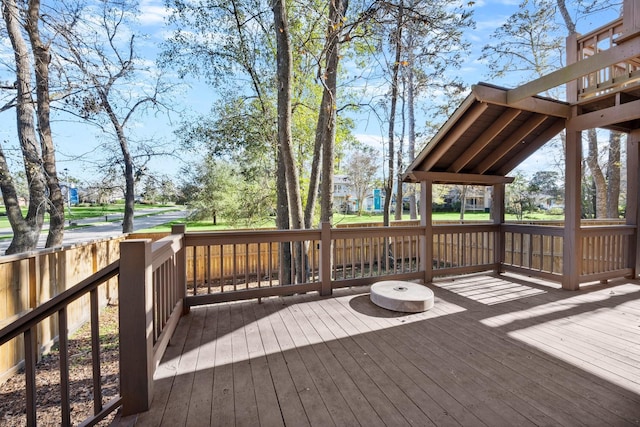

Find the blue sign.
xmin=70 ymin=187 xmax=79 ymax=205
xmin=373 ymin=189 xmax=381 ymax=210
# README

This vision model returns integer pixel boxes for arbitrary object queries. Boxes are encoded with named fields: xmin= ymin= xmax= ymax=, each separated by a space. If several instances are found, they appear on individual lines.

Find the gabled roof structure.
xmin=403 ymin=0 xmax=640 ymax=291
xmin=403 ymin=83 xmax=569 ymax=184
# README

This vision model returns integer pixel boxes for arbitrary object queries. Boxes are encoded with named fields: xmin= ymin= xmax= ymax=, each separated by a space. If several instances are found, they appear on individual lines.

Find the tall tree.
xmin=305 ymin=0 xmax=349 ymax=228
xmin=25 ymin=0 xmax=65 ymax=247
xmin=383 ymin=0 xmax=404 ymax=227
xmin=0 ymin=0 xmax=63 ymax=254
xmin=56 ymin=0 xmax=173 ymax=232
xmin=606 ymin=131 xmax=622 ymax=218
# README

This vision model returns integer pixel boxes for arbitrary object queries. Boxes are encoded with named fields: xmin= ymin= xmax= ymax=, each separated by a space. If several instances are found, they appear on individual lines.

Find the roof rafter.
xmin=473 ymin=114 xmax=548 ymax=174
xmin=448 ymin=109 xmax=523 ymax=173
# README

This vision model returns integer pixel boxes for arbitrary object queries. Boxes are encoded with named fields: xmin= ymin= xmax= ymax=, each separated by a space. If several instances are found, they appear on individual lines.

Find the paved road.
xmin=0 ymin=208 xmax=190 ymax=254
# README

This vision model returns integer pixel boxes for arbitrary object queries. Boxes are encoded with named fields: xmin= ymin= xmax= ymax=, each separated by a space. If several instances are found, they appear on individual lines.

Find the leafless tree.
xmin=1 ymin=0 xmax=64 ymax=254
xmin=55 ymin=0 xmax=175 ymax=232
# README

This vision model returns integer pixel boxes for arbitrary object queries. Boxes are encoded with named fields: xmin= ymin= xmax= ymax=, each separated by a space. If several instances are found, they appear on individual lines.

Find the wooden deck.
xmin=117 ymin=273 xmax=640 ymax=426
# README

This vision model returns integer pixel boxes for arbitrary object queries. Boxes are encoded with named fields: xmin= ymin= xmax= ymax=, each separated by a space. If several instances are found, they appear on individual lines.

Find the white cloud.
xmin=139 ymin=0 xmax=170 ymax=26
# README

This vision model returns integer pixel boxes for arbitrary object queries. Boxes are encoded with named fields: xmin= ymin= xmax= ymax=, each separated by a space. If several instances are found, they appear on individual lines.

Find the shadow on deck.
xmin=115 ymin=273 xmax=640 ymax=426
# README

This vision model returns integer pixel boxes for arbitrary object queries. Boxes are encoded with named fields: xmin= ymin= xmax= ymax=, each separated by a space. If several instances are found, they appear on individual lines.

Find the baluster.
xmin=59 ymin=307 xmax=71 ymax=426
xmin=90 ymin=289 xmax=103 ymax=415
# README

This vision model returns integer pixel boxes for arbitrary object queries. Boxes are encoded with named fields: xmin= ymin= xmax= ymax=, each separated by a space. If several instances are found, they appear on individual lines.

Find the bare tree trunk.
xmin=1 ymin=0 xmax=47 ymax=254
xmin=384 ymin=0 xmax=404 ymax=227
xmin=556 ymin=0 xmax=576 ymax=34
xmin=275 ymin=149 xmax=292 ymax=284
xmin=585 ymin=128 xmax=607 ymax=218
xmin=319 ymin=0 xmax=343 ymax=225
xmin=273 ymin=0 xmax=304 ymax=282
xmin=406 ymin=42 xmax=417 ymax=220
xmin=606 ymin=131 xmax=621 ymax=218
xmin=26 ymin=0 xmax=64 ymax=247
xmin=395 ymin=75 xmax=405 ymax=221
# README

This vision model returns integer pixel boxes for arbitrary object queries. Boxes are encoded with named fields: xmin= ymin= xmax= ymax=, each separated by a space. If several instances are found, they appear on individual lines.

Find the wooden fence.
xmin=0 ymin=236 xmax=125 ymax=384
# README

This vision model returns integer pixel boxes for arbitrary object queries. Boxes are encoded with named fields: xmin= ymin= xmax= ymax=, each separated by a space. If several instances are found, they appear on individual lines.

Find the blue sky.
xmin=0 ymin=0 xmax=623 ymax=186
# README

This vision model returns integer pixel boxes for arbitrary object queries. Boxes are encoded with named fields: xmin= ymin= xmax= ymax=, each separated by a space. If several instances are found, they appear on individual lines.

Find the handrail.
xmin=0 ymin=261 xmax=120 ymax=346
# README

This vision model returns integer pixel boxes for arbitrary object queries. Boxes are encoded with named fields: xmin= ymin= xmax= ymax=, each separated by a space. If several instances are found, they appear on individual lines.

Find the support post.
xmin=420 ymin=179 xmax=433 ymax=283
xmin=172 ymin=224 xmax=189 ymax=314
xmin=492 ymin=183 xmax=506 ymax=273
xmin=627 ymin=130 xmax=640 ymax=278
xmin=320 ymin=222 xmax=332 ymax=296
xmin=118 ymin=239 xmax=154 ymax=415
xmin=563 ymin=128 xmax=582 ymax=290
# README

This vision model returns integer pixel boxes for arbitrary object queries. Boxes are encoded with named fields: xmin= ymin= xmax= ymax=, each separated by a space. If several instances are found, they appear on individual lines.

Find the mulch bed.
xmin=0 ymin=305 xmax=120 ymax=426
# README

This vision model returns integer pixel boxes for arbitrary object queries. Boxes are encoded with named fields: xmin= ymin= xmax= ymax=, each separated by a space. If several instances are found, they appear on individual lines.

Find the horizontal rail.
xmin=501 ymin=223 xmax=565 ymax=236
xmin=0 ymin=261 xmax=120 ymax=346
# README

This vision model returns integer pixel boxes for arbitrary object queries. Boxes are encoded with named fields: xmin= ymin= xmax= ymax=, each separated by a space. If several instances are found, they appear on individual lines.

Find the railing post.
xmin=118 ymin=239 xmax=154 ymax=415
xmin=320 ymin=222 xmax=332 ymax=296
xmin=563 ymin=127 xmax=582 ymax=290
xmin=420 ymin=179 xmax=433 ymax=283
xmin=492 ymin=183 xmax=505 ymax=273
xmin=172 ymin=224 xmax=189 ymax=314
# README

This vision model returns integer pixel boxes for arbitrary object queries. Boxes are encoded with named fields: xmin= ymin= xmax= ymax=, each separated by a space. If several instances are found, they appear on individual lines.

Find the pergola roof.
xmin=403 ymin=83 xmax=570 ymax=184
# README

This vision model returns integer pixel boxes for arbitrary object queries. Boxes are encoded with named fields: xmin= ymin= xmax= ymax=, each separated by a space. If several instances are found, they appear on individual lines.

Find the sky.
xmin=0 ymin=0 xmax=623 ymax=187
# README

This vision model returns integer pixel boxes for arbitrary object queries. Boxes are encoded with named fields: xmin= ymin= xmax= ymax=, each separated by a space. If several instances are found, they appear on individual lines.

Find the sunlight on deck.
xmin=479 ymin=282 xmax=640 ymax=394
xmin=437 ymin=274 xmax=548 ymax=305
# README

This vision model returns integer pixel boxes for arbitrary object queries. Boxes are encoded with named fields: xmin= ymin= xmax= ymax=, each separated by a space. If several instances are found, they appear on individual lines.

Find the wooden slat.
xmin=186 ymin=306 xmax=218 ymax=426
xmin=251 ymin=302 xmax=310 ymax=426
xmin=240 ymin=303 xmax=284 ymax=426
xmin=229 ymin=302 xmax=260 ymax=426
xmin=134 ymin=276 xmax=640 ymax=427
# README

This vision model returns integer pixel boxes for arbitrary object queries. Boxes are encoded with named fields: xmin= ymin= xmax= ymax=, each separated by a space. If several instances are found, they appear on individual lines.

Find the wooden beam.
xmin=507 ymin=35 xmax=640 ymax=103
xmin=568 ymin=98 xmax=640 ymax=131
xmin=497 ymin=119 xmax=567 ymax=175
xmin=449 ymin=109 xmax=522 ymax=173
xmin=405 ymin=94 xmax=477 ymax=174
xmin=419 ymin=102 xmax=489 ymax=172
xmin=474 ymin=114 xmax=548 ymax=174
xmin=473 ymin=84 xmax=570 ymax=117
xmin=563 ymin=130 xmax=582 ymax=290
xmin=404 ymin=171 xmax=514 ymax=185
xmin=627 ymin=129 xmax=640 ymax=279
xmin=618 ymin=0 xmax=640 ymax=43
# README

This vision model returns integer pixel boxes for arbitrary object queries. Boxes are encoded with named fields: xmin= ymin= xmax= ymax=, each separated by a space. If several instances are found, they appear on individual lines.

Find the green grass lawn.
xmin=0 ymin=203 xmax=177 ymax=229
xmin=135 ymin=210 xmax=564 ymax=233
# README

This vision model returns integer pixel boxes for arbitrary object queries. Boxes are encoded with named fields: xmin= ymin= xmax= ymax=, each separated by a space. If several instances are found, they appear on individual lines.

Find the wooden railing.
xmin=0 ymin=261 xmax=122 ymax=426
xmin=431 ymin=223 xmax=499 ymax=276
xmin=580 ymin=225 xmax=635 ymax=281
xmin=502 ymin=224 xmax=564 ymax=281
xmin=183 ymin=224 xmax=424 ymax=306
xmin=0 ymin=236 xmax=124 ymax=384
xmin=576 ymin=17 xmax=640 ymax=99
xmin=0 ymin=225 xmax=186 ymax=424
xmin=1 ymin=220 xmax=637 ymax=423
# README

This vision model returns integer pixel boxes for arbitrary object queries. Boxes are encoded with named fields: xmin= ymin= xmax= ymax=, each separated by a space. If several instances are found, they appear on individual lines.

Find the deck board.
xmin=123 ymin=274 xmax=640 ymax=426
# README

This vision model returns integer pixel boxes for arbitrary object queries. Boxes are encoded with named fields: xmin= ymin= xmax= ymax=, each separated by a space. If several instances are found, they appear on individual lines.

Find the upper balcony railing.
xmin=574 ymin=16 xmax=640 ymax=100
